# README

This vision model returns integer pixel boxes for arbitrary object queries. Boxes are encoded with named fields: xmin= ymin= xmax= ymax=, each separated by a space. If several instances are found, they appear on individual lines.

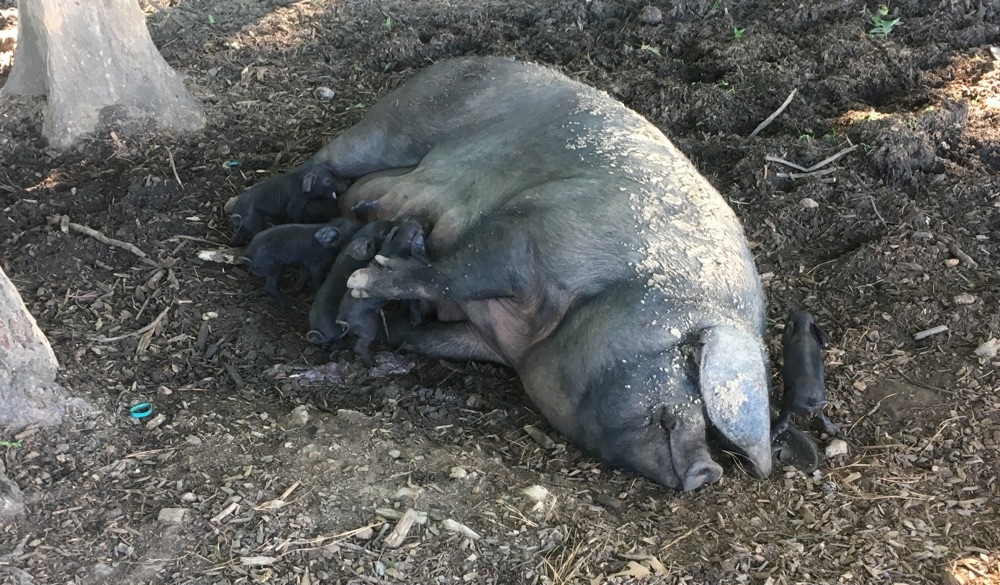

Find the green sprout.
xmin=385 ymin=16 xmax=393 ymax=30
xmin=208 ymin=14 xmax=216 ymax=25
xmin=869 ymin=5 xmax=900 ymax=37
xmin=1 ymin=439 xmax=23 ymax=448
xmin=733 ymin=27 xmax=746 ymax=39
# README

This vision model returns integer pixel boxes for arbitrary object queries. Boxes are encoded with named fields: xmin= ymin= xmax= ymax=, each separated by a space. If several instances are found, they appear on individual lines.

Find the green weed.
xmin=869 ymin=5 xmax=900 ymax=37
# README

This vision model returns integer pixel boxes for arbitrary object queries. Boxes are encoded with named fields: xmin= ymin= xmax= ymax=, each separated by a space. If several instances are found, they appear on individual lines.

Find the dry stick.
xmin=749 ymin=88 xmax=797 ymax=138
xmin=166 ymin=147 xmax=184 ymax=189
xmin=767 ymin=144 xmax=859 ymax=174
xmin=96 ymin=304 xmax=171 ymax=343
xmin=57 ymin=215 xmax=159 ymax=267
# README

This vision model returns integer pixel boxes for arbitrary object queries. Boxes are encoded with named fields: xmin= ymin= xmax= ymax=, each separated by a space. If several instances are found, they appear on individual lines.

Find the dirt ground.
xmin=1 ymin=0 xmax=999 ymax=583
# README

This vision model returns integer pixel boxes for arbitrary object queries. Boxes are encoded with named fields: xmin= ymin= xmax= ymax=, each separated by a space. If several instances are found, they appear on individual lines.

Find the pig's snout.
xmin=681 ymin=460 xmax=723 ymax=492
xmin=307 ymin=323 xmax=349 ymax=345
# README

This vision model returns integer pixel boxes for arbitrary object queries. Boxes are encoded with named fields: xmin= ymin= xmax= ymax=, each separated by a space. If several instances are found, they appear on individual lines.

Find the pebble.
xmin=354 ymin=526 xmax=375 ymax=540
xmin=639 ymin=5 xmax=662 ymax=24
xmin=953 ymin=293 xmax=976 ymax=305
xmin=388 ymin=449 xmax=401 ymax=459
xmin=180 ymin=492 xmax=198 ymax=502
xmin=157 ymin=508 xmax=187 ymax=524
xmin=315 ymin=86 xmax=336 ymax=101
xmin=286 ymin=405 xmax=310 ymax=428
xmin=945 ymin=258 xmax=960 ymax=267
xmin=825 ymin=439 xmax=849 ymax=459
xmin=799 ymin=197 xmax=819 ymax=209
xmin=521 ymin=485 xmax=550 ymax=502
xmin=449 ymin=466 xmax=468 ymax=479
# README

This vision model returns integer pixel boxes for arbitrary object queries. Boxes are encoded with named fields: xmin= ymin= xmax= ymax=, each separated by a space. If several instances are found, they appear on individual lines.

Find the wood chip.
xmin=384 ymin=509 xmax=420 ymax=548
xmin=523 ymin=425 xmax=556 ymax=449
xmin=441 ymin=518 xmax=481 ymax=540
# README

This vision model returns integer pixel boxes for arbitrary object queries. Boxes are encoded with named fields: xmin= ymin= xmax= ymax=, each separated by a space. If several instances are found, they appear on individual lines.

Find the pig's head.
xmin=784 ymin=310 xmax=830 ymax=348
xmin=230 ymin=208 xmax=265 ymax=246
xmin=301 ymin=165 xmax=342 ymax=199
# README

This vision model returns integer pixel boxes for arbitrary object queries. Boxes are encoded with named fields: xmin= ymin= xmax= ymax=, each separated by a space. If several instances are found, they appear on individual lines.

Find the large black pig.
xmin=268 ymin=57 xmax=772 ymax=491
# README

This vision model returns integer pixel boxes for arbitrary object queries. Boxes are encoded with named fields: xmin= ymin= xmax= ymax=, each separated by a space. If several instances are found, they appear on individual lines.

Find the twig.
xmin=775 ymin=167 xmax=840 ymax=180
xmin=660 ymin=524 xmax=706 ymax=551
xmin=914 ymin=325 xmax=948 ymax=341
xmin=848 ymin=393 xmax=898 ymax=434
xmin=94 ymin=303 xmax=171 ymax=343
xmin=750 ymin=88 xmax=797 ymax=138
xmin=869 ymin=195 xmax=887 ymax=227
xmin=767 ymin=144 xmax=859 ymax=174
xmin=52 ymin=215 xmax=159 ymax=267
xmin=916 ymin=416 xmax=963 ymax=455
xmin=166 ymin=147 xmax=184 ymax=188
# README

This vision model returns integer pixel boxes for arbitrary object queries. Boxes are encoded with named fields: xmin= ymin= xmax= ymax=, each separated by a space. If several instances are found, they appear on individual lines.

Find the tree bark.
xmin=1 ymin=0 xmax=205 ymax=149
xmin=0 ymin=266 xmax=80 ymax=429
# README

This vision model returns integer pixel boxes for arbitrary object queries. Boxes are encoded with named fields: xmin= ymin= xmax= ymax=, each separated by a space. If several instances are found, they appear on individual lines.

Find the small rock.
xmin=820 ymin=481 xmax=838 ymax=494
xmin=0 ymin=464 xmax=25 ymax=520
xmin=180 ymin=492 xmax=198 ymax=502
xmin=388 ymin=449 xmax=401 ymax=459
xmin=866 ymin=330 xmax=880 ymax=342
xmin=315 ymin=86 xmax=336 ymax=101
xmin=953 ymin=293 xmax=976 ymax=305
xmin=449 ymin=466 xmax=468 ymax=479
xmin=824 ymin=439 xmax=849 ymax=459
xmin=974 ymin=338 xmax=999 ymax=359
xmin=945 ymin=258 xmax=960 ymax=267
xmin=286 ymin=405 xmax=310 ymax=428
xmin=354 ymin=526 xmax=375 ymax=540
xmin=800 ymin=197 xmax=820 ymax=209
xmin=639 ymin=5 xmax=662 ymax=24
xmin=185 ymin=435 xmax=202 ymax=446
xmin=521 ymin=485 xmax=550 ymax=502
xmin=157 ymin=507 xmax=187 ymax=524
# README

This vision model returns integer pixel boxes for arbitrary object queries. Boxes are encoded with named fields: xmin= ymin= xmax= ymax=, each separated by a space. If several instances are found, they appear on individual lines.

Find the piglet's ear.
xmin=314 ymin=226 xmax=341 ymax=248
xmin=345 ymin=238 xmax=375 ymax=261
xmin=410 ymin=233 xmax=430 ymax=264
xmin=230 ymin=214 xmax=243 ymax=229
xmin=811 ymin=322 xmax=831 ymax=348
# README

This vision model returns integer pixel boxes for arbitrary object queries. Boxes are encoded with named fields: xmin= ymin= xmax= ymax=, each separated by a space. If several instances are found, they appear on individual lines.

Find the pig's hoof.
xmin=347 ymin=269 xmax=372 ymax=290
xmin=681 ymin=460 xmax=723 ymax=491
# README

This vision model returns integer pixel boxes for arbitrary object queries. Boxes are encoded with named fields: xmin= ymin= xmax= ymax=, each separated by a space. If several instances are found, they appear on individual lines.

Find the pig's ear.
xmin=410 ymin=233 xmax=430 ymax=264
xmin=811 ymin=322 xmax=831 ymax=348
xmin=230 ymin=214 xmax=243 ymax=229
xmin=345 ymin=237 xmax=375 ymax=261
xmin=698 ymin=325 xmax=772 ymax=479
xmin=302 ymin=167 xmax=337 ymax=197
xmin=314 ymin=226 xmax=342 ymax=248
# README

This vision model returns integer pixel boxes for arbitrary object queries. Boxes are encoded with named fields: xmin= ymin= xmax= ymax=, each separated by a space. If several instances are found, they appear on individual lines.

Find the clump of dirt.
xmin=2 ymin=0 xmax=999 ymax=583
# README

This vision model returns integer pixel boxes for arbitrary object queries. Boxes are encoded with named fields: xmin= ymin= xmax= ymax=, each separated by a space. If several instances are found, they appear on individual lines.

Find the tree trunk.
xmin=0 ymin=266 xmax=79 ymax=429
xmin=0 ymin=0 xmax=205 ymax=149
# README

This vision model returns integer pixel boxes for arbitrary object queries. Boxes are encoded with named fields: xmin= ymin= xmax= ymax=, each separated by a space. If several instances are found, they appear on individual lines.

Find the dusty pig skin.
xmin=299 ymin=56 xmax=771 ymax=491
